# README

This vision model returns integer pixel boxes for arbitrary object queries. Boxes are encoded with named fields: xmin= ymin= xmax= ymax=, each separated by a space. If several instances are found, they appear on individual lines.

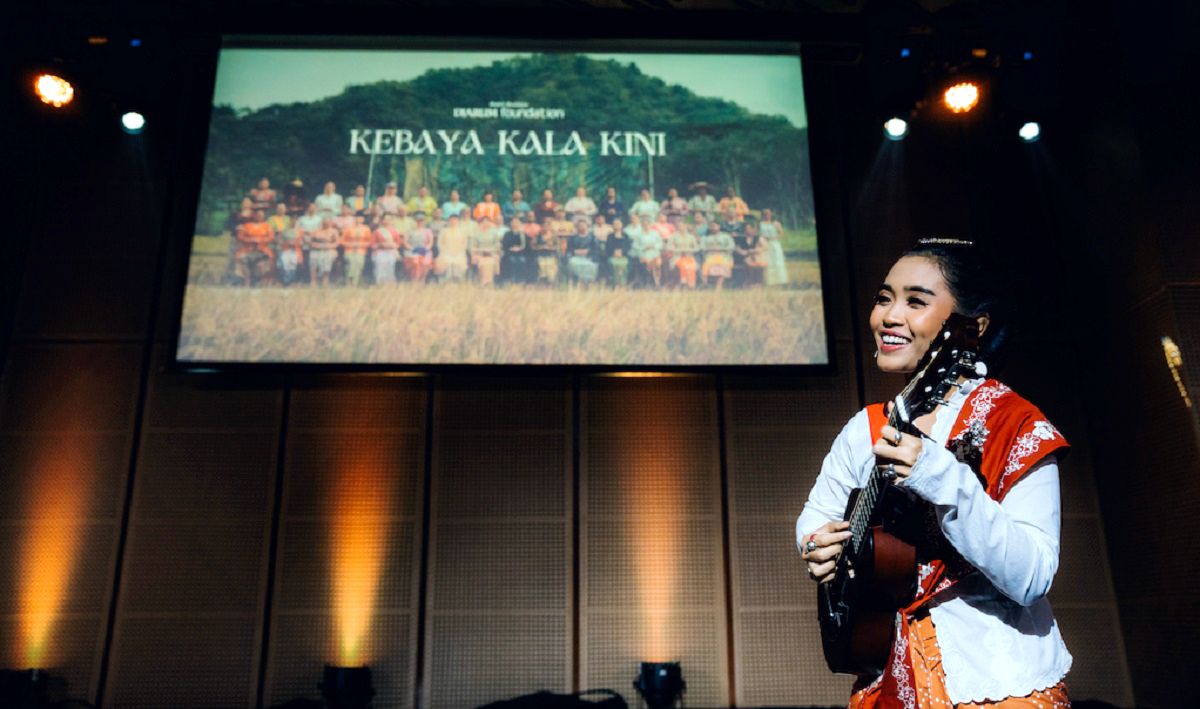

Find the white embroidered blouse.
xmin=795 ymin=378 xmax=1072 ymax=703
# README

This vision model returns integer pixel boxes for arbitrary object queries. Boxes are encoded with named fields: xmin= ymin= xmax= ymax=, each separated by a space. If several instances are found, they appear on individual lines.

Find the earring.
xmin=873 ymin=349 xmax=879 ymax=359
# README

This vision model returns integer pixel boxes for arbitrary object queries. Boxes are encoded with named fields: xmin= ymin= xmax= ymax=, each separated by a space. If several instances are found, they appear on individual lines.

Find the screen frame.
xmin=162 ymin=14 xmax=850 ymax=376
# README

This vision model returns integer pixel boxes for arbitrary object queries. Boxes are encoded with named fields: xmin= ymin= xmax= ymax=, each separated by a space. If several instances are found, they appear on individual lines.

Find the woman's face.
xmin=869 ymin=256 xmax=957 ymax=375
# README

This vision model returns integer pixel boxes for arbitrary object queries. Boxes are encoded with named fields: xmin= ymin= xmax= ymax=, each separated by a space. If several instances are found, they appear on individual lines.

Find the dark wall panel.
xmin=102 ymin=362 xmax=281 ymax=708
xmin=424 ymin=378 xmax=572 ymax=709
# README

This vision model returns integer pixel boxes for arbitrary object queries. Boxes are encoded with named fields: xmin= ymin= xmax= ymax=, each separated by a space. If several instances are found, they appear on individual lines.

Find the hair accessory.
xmin=917 ymin=237 xmax=974 ymax=246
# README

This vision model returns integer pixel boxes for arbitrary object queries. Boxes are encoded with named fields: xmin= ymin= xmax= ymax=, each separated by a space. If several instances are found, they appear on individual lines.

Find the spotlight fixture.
xmin=634 ymin=662 xmax=685 ymax=709
xmin=943 ymin=82 xmax=980 ymax=114
xmin=1018 ymin=122 xmax=1041 ymax=143
xmin=34 ymin=74 xmax=74 ymax=108
xmin=0 ymin=668 xmax=50 ymax=708
xmin=883 ymin=117 xmax=909 ymax=141
xmin=120 ymin=111 xmax=146 ymax=134
xmin=319 ymin=665 xmax=375 ymax=709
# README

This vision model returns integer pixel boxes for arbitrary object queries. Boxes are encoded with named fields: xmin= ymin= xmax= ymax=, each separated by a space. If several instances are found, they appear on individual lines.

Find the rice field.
xmin=177 ymin=281 xmax=829 ymax=366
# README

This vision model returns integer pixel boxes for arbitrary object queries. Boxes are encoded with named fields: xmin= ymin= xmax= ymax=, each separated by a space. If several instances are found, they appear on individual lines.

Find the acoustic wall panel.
xmin=580 ymin=376 xmax=729 ymax=708
xmin=103 ymin=361 xmax=280 ymax=709
xmin=725 ymin=344 xmax=859 ymax=706
xmin=0 ymin=343 xmax=140 ymax=705
xmin=263 ymin=378 xmax=426 ymax=709
xmin=424 ymin=377 xmax=572 ymax=709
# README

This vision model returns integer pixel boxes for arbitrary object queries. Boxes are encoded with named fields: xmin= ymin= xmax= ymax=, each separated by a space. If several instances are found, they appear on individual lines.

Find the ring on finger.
xmin=805 ymin=539 xmax=818 ymax=554
xmin=892 ymin=429 xmax=903 ymax=446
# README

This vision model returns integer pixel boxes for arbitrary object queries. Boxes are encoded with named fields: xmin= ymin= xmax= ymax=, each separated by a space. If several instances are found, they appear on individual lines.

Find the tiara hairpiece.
xmin=917 ymin=237 xmax=974 ymax=246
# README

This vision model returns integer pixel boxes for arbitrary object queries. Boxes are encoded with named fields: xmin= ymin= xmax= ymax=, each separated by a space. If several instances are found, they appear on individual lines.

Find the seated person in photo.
xmin=734 ymin=221 xmax=766 ymax=287
xmin=503 ymin=189 xmax=532 ymax=223
xmin=271 ymin=204 xmax=302 ymax=285
xmin=473 ymin=190 xmax=502 ymax=224
xmin=608 ymin=247 xmax=630 ymax=288
xmin=629 ymin=189 xmax=660 ymax=225
xmin=283 ymin=178 xmax=307 ymax=216
xmin=550 ymin=208 xmax=575 ymax=257
xmin=592 ymin=214 xmax=614 ymax=284
xmin=407 ymin=185 xmax=437 ymax=217
xmin=567 ymin=218 xmax=599 ymax=285
xmin=701 ymin=227 xmax=735 ymax=290
xmin=501 ymin=216 xmax=530 ymax=286
xmin=534 ymin=217 xmax=560 ymax=284
xmin=564 ymin=186 xmax=597 ymax=222
xmin=405 ymin=213 xmax=435 ymax=283
xmin=314 ymin=181 xmax=343 ymax=219
xmin=235 ymin=210 xmax=275 ymax=286
xmin=534 ymin=188 xmax=560 ymax=223
xmin=660 ymin=187 xmax=689 ymax=225
xmin=428 ymin=207 xmax=447 ymax=237
xmin=249 ymin=177 xmax=276 ymax=212
xmin=692 ymin=213 xmax=711 ymax=238
xmin=372 ymin=214 xmax=402 ymax=285
xmin=333 ymin=203 xmax=357 ymax=234
xmin=719 ymin=205 xmax=744 ymax=238
xmin=294 ymin=202 xmax=323 ymax=274
xmin=347 ymin=184 xmax=371 ymax=217
xmin=718 ymin=185 xmax=749 ymax=222
xmin=307 ymin=217 xmax=341 ymax=287
xmin=441 ymin=189 xmax=469 ymax=219
xmin=470 ymin=216 xmax=504 ymax=287
xmin=633 ymin=215 xmax=664 ymax=288
xmin=339 ymin=214 xmax=374 ymax=287
xmin=434 ymin=213 xmax=469 ymax=281
xmin=376 ymin=182 xmax=405 ymax=217
xmin=688 ymin=182 xmax=718 ymax=223
xmin=598 ymin=186 xmax=625 ymax=225
xmin=669 ymin=225 xmax=700 ymax=289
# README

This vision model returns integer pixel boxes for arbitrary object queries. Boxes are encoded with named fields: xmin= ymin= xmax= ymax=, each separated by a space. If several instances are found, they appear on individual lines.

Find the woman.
xmin=759 ymin=208 xmax=789 ymax=286
xmin=797 ymin=239 xmax=1072 ymax=708
xmin=470 ymin=216 xmax=503 ymax=287
xmin=501 ymin=216 xmax=530 ymax=286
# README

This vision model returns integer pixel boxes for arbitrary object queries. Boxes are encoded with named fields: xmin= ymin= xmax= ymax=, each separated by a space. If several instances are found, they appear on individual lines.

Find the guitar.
xmin=817 ymin=313 xmax=984 ymax=676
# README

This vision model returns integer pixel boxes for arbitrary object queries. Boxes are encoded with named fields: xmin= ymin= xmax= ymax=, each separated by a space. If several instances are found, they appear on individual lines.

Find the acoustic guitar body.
xmin=818 ymin=485 xmax=919 ymax=677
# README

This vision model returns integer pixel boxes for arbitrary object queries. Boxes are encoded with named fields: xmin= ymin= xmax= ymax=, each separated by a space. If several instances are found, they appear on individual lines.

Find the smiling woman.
xmin=796 ymin=239 xmax=1074 ymax=707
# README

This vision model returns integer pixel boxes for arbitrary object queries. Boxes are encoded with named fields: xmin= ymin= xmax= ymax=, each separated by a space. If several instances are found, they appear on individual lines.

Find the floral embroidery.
xmin=998 ymin=419 xmax=1062 ymax=495
xmin=951 ymin=381 xmax=1010 ymax=448
xmin=890 ymin=615 xmax=917 ymax=709
xmin=916 ymin=562 xmax=937 ymax=596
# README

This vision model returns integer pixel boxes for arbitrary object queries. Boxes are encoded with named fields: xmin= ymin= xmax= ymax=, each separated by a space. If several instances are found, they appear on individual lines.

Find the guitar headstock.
xmin=890 ymin=313 xmax=985 ymax=428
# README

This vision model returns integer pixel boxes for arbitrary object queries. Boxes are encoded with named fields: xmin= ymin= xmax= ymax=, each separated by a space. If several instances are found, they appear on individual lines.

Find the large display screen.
xmin=175 ymin=37 xmax=828 ymax=367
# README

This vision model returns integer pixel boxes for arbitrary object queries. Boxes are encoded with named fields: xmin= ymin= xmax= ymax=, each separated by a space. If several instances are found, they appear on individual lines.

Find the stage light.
xmin=87 ymin=36 xmax=108 ymax=46
xmin=120 ymin=112 xmax=145 ymax=134
xmin=320 ymin=666 xmax=375 ymax=709
xmin=883 ymin=117 xmax=908 ymax=141
xmin=971 ymin=48 xmax=988 ymax=59
xmin=130 ymin=38 xmax=142 ymax=48
xmin=1161 ymin=337 xmax=1192 ymax=408
xmin=0 ymin=668 xmax=50 ymax=708
xmin=899 ymin=47 xmax=911 ymax=59
xmin=1023 ymin=51 xmax=1035 ymax=61
xmin=943 ymin=82 xmax=980 ymax=113
xmin=1018 ymin=122 xmax=1041 ymax=143
xmin=34 ymin=74 xmax=74 ymax=108
xmin=634 ymin=662 xmax=685 ymax=709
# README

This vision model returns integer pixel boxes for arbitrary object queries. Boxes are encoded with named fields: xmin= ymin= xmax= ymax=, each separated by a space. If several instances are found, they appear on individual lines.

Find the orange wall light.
xmin=330 ymin=446 xmax=395 ymax=667
xmin=19 ymin=439 xmax=93 ymax=668
xmin=625 ymin=446 xmax=683 ymax=662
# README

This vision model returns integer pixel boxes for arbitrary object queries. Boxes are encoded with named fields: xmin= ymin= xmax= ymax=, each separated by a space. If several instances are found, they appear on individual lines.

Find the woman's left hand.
xmin=873 ymin=424 xmax=923 ymax=480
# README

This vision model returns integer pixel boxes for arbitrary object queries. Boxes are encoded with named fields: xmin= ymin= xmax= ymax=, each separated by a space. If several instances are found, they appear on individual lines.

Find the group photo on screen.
xmin=178 ymin=45 xmax=828 ymax=366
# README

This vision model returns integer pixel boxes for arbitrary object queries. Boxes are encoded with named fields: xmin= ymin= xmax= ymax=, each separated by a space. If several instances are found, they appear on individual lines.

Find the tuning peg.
xmin=974 ymin=361 xmax=988 ymax=376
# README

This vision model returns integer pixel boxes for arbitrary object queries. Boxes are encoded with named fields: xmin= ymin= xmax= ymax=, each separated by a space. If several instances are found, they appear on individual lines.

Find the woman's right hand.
xmin=801 ymin=520 xmax=852 ymax=584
